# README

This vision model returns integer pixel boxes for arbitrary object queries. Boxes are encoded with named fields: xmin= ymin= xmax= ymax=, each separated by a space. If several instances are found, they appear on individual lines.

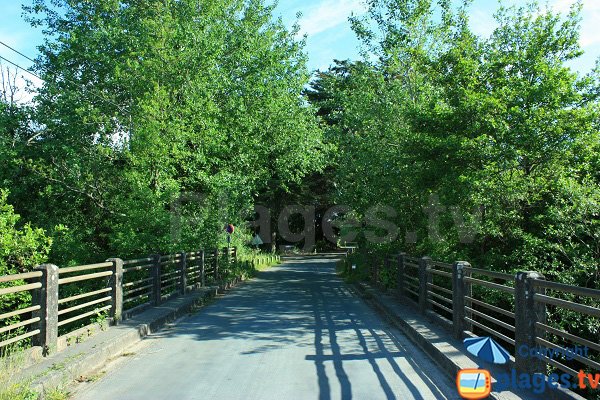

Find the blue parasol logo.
xmin=464 ymin=337 xmax=510 ymax=365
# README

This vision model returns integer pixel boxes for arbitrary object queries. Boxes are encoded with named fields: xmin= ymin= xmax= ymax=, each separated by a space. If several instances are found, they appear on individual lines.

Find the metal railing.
xmin=366 ymin=253 xmax=600 ymax=379
xmin=0 ymin=272 xmax=43 ymax=351
xmin=0 ymin=247 xmax=238 ymax=356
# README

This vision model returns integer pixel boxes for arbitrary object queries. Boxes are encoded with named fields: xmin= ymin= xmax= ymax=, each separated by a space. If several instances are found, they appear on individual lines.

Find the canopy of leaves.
xmin=309 ymin=0 xmax=600 ymax=286
xmin=0 ymin=189 xmax=51 ymax=275
xmin=0 ymin=0 xmax=327 ymax=264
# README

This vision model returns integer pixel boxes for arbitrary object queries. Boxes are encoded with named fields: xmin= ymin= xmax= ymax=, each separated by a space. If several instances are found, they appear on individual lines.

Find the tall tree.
xmin=18 ymin=0 xmax=325 ymax=262
xmin=310 ymin=0 xmax=600 ymax=284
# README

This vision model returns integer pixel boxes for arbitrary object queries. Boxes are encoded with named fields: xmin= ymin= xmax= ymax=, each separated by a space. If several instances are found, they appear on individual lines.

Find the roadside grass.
xmin=335 ymin=259 xmax=347 ymax=275
xmin=0 ymin=348 xmax=72 ymax=400
xmin=253 ymin=257 xmax=280 ymax=272
xmin=0 ymin=367 xmax=70 ymax=400
xmin=336 ymin=258 xmax=369 ymax=284
xmin=241 ymin=254 xmax=281 ymax=274
xmin=0 ymin=382 xmax=37 ymax=400
xmin=0 ymin=348 xmax=36 ymax=400
xmin=45 ymin=387 xmax=70 ymax=400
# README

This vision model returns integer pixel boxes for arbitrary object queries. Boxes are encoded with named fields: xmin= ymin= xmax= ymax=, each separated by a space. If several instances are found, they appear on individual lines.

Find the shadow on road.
xmin=145 ymin=258 xmax=453 ymax=400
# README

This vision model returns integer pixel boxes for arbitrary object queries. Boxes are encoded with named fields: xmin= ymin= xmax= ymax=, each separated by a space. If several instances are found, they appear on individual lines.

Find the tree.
xmin=310 ymin=0 xmax=600 ymax=285
xmin=0 ymin=189 xmax=52 ymax=352
xmin=18 ymin=0 xmax=325 ymax=262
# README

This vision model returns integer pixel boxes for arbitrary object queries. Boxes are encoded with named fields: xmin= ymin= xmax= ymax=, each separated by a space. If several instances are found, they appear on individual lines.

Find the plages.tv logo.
xmin=456 ymin=337 xmax=509 ymax=399
xmin=457 ymin=336 xmax=598 ymax=398
xmin=456 ymin=369 xmax=492 ymax=399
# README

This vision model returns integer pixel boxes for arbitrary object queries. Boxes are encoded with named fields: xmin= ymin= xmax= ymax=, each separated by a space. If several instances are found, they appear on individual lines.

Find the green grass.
xmin=236 ymin=254 xmax=281 ymax=274
xmin=0 ymin=383 xmax=37 ymax=400
xmin=45 ymin=387 xmax=70 ymax=400
xmin=254 ymin=258 xmax=280 ymax=272
xmin=0 ymin=347 xmax=75 ymax=400
xmin=0 ymin=349 xmax=36 ymax=400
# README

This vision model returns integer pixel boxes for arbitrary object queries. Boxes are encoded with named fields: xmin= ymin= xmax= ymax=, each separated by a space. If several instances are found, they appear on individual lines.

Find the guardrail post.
xmin=213 ymin=248 xmax=219 ymax=282
xmin=107 ymin=258 xmax=123 ymax=324
xmin=452 ymin=261 xmax=470 ymax=340
xmin=515 ymin=271 xmax=546 ymax=375
xmin=372 ymin=253 xmax=380 ymax=285
xmin=419 ymin=257 xmax=432 ymax=314
xmin=151 ymin=254 xmax=161 ymax=305
xmin=382 ymin=257 xmax=390 ymax=289
xmin=180 ymin=252 xmax=187 ymax=295
xmin=397 ymin=253 xmax=406 ymax=298
xmin=200 ymin=250 xmax=205 ymax=287
xmin=224 ymin=247 xmax=230 ymax=274
xmin=34 ymin=264 xmax=59 ymax=355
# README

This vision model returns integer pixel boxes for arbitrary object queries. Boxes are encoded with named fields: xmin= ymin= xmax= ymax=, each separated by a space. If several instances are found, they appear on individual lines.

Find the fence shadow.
xmin=142 ymin=259 xmax=453 ymax=399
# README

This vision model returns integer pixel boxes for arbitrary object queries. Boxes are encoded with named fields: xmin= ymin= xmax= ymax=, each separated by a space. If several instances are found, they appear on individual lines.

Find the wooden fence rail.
xmin=0 ymin=247 xmax=238 ymax=356
xmin=356 ymin=252 xmax=600 ymax=379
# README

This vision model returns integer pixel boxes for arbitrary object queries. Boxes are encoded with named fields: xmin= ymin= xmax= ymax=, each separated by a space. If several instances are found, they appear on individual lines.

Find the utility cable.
xmin=0 ymin=41 xmax=131 ymax=116
xmin=0 ymin=54 xmax=42 ymax=80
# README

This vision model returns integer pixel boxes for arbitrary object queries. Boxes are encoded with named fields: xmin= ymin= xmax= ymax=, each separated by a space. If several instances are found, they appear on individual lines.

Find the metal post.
xmin=180 ymin=252 xmax=187 ymax=295
xmin=373 ymin=253 xmax=380 ymax=285
xmin=397 ymin=253 xmax=406 ymax=298
xmin=515 ymin=271 xmax=546 ymax=374
xmin=419 ymin=257 xmax=432 ymax=314
xmin=225 ymin=247 xmax=230 ymax=271
xmin=213 ymin=248 xmax=219 ymax=282
xmin=465 ymin=266 xmax=473 ymax=333
xmin=33 ymin=264 xmax=59 ymax=356
xmin=200 ymin=250 xmax=205 ymax=287
xmin=452 ymin=261 xmax=470 ymax=340
xmin=107 ymin=258 xmax=123 ymax=324
xmin=151 ymin=254 xmax=161 ymax=305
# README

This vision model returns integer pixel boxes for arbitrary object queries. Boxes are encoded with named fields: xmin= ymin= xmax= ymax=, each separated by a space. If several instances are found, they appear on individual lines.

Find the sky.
xmin=276 ymin=0 xmax=600 ymax=72
xmin=0 ymin=0 xmax=599 ymax=101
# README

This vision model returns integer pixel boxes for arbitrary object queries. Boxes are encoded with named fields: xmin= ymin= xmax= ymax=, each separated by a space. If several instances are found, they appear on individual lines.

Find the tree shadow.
xmin=145 ymin=259 xmax=452 ymax=399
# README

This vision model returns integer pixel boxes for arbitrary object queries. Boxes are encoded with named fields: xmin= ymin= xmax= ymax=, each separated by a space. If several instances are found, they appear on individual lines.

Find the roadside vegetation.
xmin=0 ymin=0 xmax=598 ymax=397
xmin=0 ymin=351 xmax=69 ymax=400
xmin=308 ymin=0 xmax=599 ymax=290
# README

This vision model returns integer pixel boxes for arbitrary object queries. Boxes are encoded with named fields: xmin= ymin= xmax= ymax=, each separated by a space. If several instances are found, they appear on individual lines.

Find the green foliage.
xmin=0 ymin=382 xmax=37 ymax=400
xmin=0 ymin=349 xmax=38 ymax=400
xmin=4 ymin=0 xmax=326 ymax=265
xmin=1 ymin=0 xmax=327 ymax=357
xmin=0 ymin=190 xmax=52 ymax=275
xmin=239 ymin=251 xmax=280 ymax=273
xmin=310 ymin=0 xmax=600 ymax=288
xmin=309 ymin=1 xmax=599 ymax=397
xmin=0 ymin=190 xmax=52 ymax=351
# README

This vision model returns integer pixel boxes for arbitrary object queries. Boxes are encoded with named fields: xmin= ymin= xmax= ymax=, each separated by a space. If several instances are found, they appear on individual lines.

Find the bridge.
xmin=0 ymin=248 xmax=598 ymax=399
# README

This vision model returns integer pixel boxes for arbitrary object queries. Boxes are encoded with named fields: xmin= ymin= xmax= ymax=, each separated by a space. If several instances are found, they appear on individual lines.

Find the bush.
xmin=0 ymin=189 xmax=52 ymax=276
xmin=0 ymin=189 xmax=52 ymax=354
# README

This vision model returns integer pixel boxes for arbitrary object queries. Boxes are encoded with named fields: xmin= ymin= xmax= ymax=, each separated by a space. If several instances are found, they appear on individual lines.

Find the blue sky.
xmin=273 ymin=0 xmax=600 ymax=72
xmin=1 ymin=0 xmax=599 ymax=98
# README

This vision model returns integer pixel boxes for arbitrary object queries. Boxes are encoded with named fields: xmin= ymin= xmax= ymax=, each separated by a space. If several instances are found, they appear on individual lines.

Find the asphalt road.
xmin=73 ymin=257 xmax=461 ymax=400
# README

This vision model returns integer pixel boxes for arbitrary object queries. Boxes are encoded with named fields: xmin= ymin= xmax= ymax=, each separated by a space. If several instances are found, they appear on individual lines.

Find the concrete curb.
xmin=350 ymin=282 xmax=480 ymax=394
xmin=19 ymin=275 xmax=250 ymax=399
xmin=351 ymin=282 xmax=585 ymax=400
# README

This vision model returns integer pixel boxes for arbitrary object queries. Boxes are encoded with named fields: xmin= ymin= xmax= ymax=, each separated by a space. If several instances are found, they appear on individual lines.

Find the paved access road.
xmin=73 ymin=257 xmax=461 ymax=400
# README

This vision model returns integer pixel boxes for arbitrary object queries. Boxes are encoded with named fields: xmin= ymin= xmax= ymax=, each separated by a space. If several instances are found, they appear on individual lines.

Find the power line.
xmin=0 ymin=40 xmax=36 ymax=64
xmin=0 ymin=54 xmax=42 ymax=80
xmin=0 ymin=42 xmax=130 ymax=116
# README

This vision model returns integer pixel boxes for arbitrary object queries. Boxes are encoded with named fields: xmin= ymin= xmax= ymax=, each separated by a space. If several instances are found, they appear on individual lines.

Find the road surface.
xmin=73 ymin=256 xmax=461 ymax=400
